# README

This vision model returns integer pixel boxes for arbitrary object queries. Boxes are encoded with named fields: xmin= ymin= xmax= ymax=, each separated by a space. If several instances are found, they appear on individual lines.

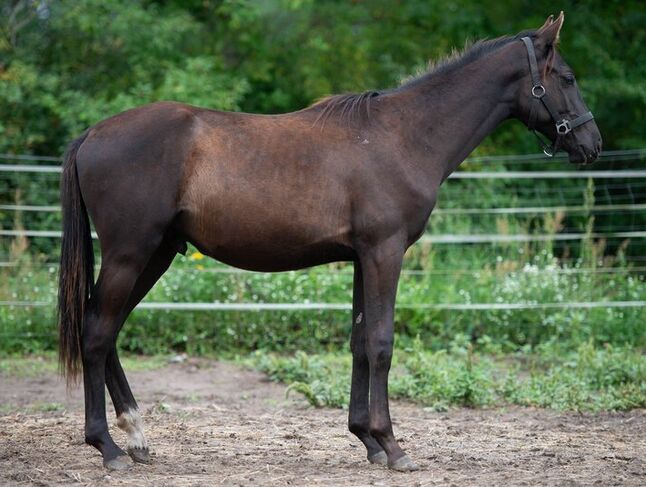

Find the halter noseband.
xmin=521 ymin=36 xmax=594 ymax=157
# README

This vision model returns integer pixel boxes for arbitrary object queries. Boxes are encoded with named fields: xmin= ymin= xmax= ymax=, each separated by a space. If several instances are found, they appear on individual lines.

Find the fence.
xmin=1 ymin=150 xmax=645 ymax=315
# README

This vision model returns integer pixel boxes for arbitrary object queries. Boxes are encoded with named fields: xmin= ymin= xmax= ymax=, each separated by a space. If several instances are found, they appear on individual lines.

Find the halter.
xmin=521 ymin=36 xmax=594 ymax=157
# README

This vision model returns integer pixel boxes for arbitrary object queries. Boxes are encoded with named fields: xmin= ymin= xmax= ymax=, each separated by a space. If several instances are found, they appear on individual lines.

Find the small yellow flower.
xmin=190 ymin=251 xmax=204 ymax=261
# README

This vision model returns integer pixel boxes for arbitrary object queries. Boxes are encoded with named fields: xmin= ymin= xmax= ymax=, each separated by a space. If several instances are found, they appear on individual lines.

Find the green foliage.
xmin=390 ymin=336 xmax=496 ymax=410
xmin=251 ymin=350 xmax=351 ymax=408
xmin=1 ymin=244 xmax=643 ymax=356
xmin=501 ymin=341 xmax=646 ymax=411
xmin=0 ymin=0 xmax=247 ymax=154
xmin=1 ymin=1 xmax=645 ymax=155
xmin=247 ymin=341 xmax=646 ymax=412
xmin=0 ymin=351 xmax=167 ymax=376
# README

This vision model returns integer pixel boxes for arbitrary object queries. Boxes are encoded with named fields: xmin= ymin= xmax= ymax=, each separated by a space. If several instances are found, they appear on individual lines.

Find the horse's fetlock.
xmin=369 ymin=421 xmax=392 ymax=439
xmin=117 ymin=408 xmax=148 ymax=449
xmin=348 ymin=420 xmax=370 ymax=437
xmin=85 ymin=418 xmax=110 ymax=446
xmin=85 ymin=431 xmax=104 ymax=448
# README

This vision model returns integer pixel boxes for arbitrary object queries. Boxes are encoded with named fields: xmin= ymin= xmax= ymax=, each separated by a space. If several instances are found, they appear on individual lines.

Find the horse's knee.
xmin=350 ymin=330 xmax=366 ymax=355
xmin=367 ymin=339 xmax=393 ymax=367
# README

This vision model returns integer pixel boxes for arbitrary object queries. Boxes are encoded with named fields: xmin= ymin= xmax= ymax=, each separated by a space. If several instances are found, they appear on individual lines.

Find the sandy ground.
xmin=1 ymin=358 xmax=644 ymax=486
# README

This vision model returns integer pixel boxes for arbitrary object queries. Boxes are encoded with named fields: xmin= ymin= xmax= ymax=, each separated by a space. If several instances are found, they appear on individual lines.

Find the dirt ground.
xmin=1 ymin=358 xmax=644 ymax=486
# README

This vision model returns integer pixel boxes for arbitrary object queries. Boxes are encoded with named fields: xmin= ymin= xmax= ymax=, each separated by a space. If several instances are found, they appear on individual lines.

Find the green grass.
xmin=0 ymin=352 xmax=169 ymax=377
xmin=0 ymin=401 xmax=65 ymax=415
xmin=0 ymin=353 xmax=59 ymax=377
xmin=247 ymin=339 xmax=646 ymax=412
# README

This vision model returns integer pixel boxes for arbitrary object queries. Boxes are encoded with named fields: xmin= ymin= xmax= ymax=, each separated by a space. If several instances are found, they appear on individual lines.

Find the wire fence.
xmin=1 ymin=151 xmax=645 ymax=322
xmin=2 ymin=147 xmax=645 ymax=164
xmin=1 ymin=299 xmax=644 ymax=311
xmin=2 ymin=162 xmax=646 ymax=178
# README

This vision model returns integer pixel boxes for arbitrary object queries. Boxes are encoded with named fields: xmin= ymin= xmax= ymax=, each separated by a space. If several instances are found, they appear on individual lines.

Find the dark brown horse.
xmin=58 ymin=13 xmax=601 ymax=471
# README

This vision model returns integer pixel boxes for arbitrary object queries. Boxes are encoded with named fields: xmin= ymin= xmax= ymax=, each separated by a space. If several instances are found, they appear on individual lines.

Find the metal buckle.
xmin=531 ymin=85 xmax=546 ymax=98
xmin=555 ymin=119 xmax=571 ymax=135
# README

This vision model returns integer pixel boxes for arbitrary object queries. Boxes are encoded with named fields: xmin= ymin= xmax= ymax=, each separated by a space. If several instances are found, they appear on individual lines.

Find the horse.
xmin=58 ymin=12 xmax=601 ymax=472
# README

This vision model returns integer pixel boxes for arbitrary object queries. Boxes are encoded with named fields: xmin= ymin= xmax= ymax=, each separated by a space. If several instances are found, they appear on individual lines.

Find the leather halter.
xmin=521 ymin=36 xmax=594 ymax=157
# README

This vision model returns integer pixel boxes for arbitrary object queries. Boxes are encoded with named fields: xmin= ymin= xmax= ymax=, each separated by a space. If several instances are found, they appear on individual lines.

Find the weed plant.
xmin=249 ymin=338 xmax=646 ymax=412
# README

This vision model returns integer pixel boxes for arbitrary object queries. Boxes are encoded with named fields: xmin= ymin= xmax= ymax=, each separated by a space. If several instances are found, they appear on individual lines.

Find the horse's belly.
xmin=177 ymin=154 xmax=355 ymax=271
xmin=194 ymin=239 xmax=355 ymax=272
xmin=177 ymin=209 xmax=354 ymax=271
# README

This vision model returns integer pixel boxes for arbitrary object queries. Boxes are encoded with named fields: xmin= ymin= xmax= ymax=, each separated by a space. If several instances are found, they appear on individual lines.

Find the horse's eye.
xmin=563 ymin=74 xmax=575 ymax=86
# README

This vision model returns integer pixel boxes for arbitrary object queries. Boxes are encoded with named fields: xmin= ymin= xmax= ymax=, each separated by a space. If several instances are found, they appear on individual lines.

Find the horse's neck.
xmin=383 ymin=52 xmax=518 ymax=181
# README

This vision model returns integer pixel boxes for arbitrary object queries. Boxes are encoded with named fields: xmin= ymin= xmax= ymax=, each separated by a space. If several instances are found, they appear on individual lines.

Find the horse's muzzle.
xmin=567 ymin=136 xmax=602 ymax=165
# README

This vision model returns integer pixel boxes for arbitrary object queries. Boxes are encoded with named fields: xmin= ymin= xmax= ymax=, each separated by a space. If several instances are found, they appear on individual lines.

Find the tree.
xmin=0 ymin=0 xmax=644 ymax=155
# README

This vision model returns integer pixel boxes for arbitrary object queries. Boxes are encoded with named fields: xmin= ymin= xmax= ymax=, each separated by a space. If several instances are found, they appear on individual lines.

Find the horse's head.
xmin=515 ymin=12 xmax=602 ymax=164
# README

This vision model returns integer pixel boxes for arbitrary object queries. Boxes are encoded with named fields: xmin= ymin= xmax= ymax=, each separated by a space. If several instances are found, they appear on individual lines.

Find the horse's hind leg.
xmin=82 ymin=254 xmax=151 ymax=470
xmin=348 ymin=261 xmax=387 ymax=465
xmin=105 ymin=238 xmax=177 ymax=465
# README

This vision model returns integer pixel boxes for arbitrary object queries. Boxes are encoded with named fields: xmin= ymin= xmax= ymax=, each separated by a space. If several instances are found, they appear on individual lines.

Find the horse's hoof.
xmin=368 ymin=451 xmax=388 ymax=465
xmin=104 ymin=455 xmax=132 ymax=471
xmin=128 ymin=446 xmax=153 ymax=464
xmin=388 ymin=454 xmax=419 ymax=472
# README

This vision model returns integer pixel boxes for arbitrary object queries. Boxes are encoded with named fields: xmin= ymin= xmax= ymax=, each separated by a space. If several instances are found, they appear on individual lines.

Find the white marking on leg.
xmin=116 ymin=408 xmax=148 ymax=449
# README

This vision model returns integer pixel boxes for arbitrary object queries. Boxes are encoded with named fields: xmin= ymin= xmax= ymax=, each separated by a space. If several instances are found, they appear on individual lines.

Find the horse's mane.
xmin=310 ymin=29 xmax=556 ymax=126
xmin=312 ymin=91 xmax=381 ymax=126
xmin=400 ymin=30 xmax=536 ymax=89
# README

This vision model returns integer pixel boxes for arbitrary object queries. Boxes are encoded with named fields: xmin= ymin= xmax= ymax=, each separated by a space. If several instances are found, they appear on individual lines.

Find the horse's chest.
xmin=402 ymin=189 xmax=438 ymax=246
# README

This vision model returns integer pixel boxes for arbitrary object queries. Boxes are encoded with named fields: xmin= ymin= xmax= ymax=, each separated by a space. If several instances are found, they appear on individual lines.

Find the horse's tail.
xmin=58 ymin=130 xmax=94 ymax=384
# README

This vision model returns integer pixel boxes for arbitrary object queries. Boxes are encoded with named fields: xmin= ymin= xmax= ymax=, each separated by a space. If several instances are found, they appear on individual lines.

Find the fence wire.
xmin=1 ymin=153 xmax=644 ymax=332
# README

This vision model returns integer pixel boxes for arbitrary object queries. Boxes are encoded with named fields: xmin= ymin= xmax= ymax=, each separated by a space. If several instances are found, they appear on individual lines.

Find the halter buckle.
xmin=531 ymin=85 xmax=546 ymax=98
xmin=555 ymin=119 xmax=572 ymax=135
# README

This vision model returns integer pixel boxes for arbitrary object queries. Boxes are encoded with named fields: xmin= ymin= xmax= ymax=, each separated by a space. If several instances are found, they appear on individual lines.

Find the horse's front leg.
xmin=348 ymin=261 xmax=387 ymax=465
xmin=358 ymin=238 xmax=419 ymax=472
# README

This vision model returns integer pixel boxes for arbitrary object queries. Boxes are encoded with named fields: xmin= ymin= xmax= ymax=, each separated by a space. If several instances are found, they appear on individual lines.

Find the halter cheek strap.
xmin=521 ymin=36 xmax=594 ymax=156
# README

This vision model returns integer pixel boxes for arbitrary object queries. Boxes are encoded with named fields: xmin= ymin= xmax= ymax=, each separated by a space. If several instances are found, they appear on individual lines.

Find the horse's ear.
xmin=538 ymin=15 xmax=554 ymax=31
xmin=537 ymin=11 xmax=564 ymax=48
